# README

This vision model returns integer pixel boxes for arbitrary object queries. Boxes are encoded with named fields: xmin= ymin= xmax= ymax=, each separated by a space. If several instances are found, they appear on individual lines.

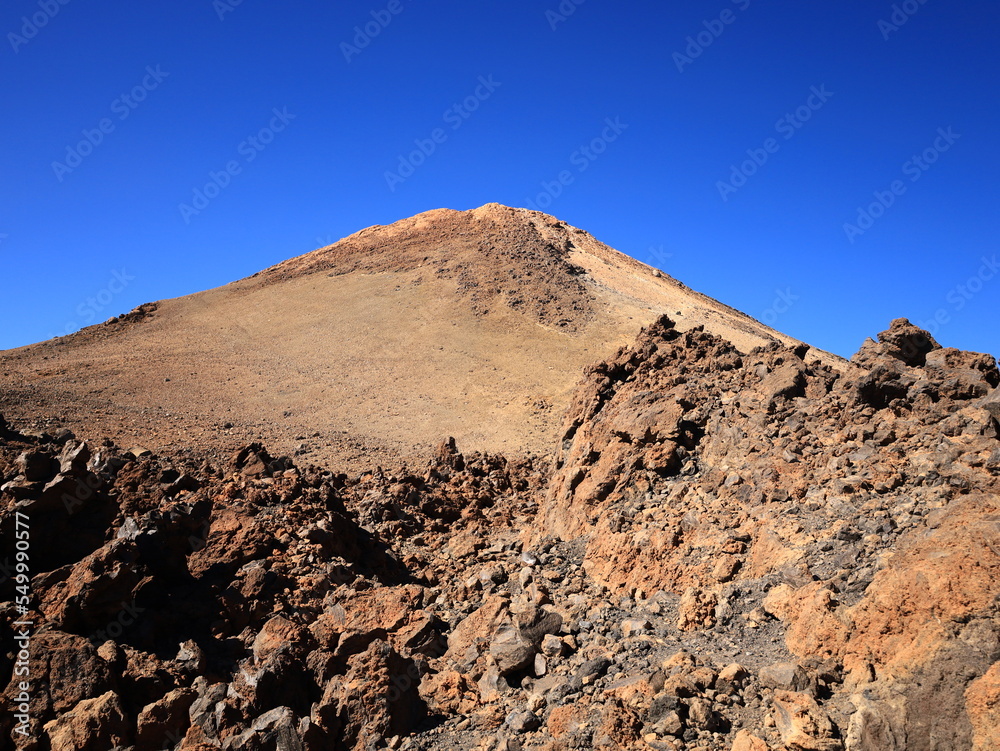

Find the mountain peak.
xmin=1 ymin=206 xmax=837 ymax=472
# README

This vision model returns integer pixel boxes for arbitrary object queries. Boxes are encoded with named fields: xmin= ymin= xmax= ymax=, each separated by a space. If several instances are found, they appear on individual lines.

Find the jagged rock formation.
xmin=535 ymin=316 xmax=1000 ymax=750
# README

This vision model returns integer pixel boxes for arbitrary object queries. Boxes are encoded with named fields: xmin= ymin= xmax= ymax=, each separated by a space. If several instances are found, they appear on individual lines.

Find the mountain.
xmin=3 ymin=206 xmax=998 ymax=751
xmin=0 ymin=204 xmax=839 ymax=472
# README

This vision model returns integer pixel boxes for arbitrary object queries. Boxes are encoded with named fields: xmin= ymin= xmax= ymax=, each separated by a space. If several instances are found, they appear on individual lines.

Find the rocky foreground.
xmin=2 ymin=318 xmax=999 ymax=751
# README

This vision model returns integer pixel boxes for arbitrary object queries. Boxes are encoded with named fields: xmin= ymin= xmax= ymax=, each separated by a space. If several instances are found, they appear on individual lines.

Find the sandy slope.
xmin=0 ymin=204 xmax=842 ymax=471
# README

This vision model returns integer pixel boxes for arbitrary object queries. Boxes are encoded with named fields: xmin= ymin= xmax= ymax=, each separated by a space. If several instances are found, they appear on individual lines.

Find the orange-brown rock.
xmin=317 ymin=640 xmax=426 ymax=751
xmin=134 ymin=687 xmax=197 ymax=749
xmin=966 ymin=661 xmax=1000 ymax=751
xmin=42 ymin=691 xmax=130 ymax=751
xmin=532 ymin=316 xmax=1000 ymax=749
xmin=771 ymin=691 xmax=841 ymax=750
xmin=419 ymin=670 xmax=479 ymax=715
xmin=547 ymin=702 xmax=591 ymax=739
xmin=732 ymin=730 xmax=771 ymax=751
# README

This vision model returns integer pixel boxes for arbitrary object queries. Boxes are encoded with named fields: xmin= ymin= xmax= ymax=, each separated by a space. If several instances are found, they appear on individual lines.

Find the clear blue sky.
xmin=2 ymin=0 xmax=998 ymax=359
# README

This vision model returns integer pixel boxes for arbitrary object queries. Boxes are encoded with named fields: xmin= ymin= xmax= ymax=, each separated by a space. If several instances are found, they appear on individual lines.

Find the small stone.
xmin=579 ymin=656 xmax=612 ymax=681
xmin=686 ymin=697 xmax=721 ymax=731
xmin=175 ymin=639 xmax=206 ymax=672
xmin=621 ymin=618 xmax=652 ymax=637
xmin=716 ymin=663 xmax=748 ymax=695
xmin=490 ymin=623 xmax=536 ymax=676
xmin=656 ymin=710 xmax=684 ymax=737
xmin=534 ymin=653 xmax=547 ymax=677
xmin=677 ymin=588 xmax=717 ymax=631
xmin=712 ymin=556 xmax=740 ymax=583
xmin=479 ymin=566 xmax=506 ymax=584
xmin=759 ymin=662 xmax=810 ymax=693
xmin=732 ymin=730 xmax=769 ymax=751
xmin=662 ymin=650 xmax=696 ymax=671
xmin=541 ymin=634 xmax=564 ymax=657
xmin=772 ymin=690 xmax=841 ymax=749
xmin=506 ymin=709 xmax=541 ymax=733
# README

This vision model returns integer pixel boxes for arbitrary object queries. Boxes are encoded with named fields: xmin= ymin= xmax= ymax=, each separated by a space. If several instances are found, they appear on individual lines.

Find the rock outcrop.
xmin=534 ymin=315 xmax=1000 ymax=750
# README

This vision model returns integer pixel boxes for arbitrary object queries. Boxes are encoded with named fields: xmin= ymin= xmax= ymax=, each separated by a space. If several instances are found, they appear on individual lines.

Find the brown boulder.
xmin=419 ymin=670 xmax=478 ymax=715
xmin=42 ymin=691 xmax=131 ymax=751
xmin=316 ymin=640 xmax=425 ymax=751
xmin=135 ymin=687 xmax=197 ymax=749
xmin=980 ymin=388 xmax=1000 ymax=425
xmin=852 ymin=318 xmax=940 ymax=367
xmin=35 ymin=539 xmax=146 ymax=634
xmin=966 ymin=661 xmax=1000 ymax=751
xmin=489 ymin=621 xmax=536 ymax=676
xmin=444 ymin=594 xmax=508 ymax=672
xmin=310 ymin=584 xmax=438 ymax=661
xmin=1 ymin=630 xmax=113 ymax=722
xmin=547 ymin=702 xmax=590 ymax=739
xmin=221 ymin=706 xmax=305 ymax=750
xmin=186 ymin=506 xmax=279 ymax=579
xmin=592 ymin=699 xmax=643 ymax=750
xmin=731 ymin=730 xmax=770 ymax=750
xmin=17 ymin=448 xmax=57 ymax=482
xmin=758 ymin=362 xmax=807 ymax=402
xmin=252 ymin=615 xmax=311 ymax=664
xmin=771 ymin=691 xmax=841 ymax=750
xmin=759 ymin=662 xmax=811 ymax=693
xmin=677 ymin=587 xmax=717 ymax=631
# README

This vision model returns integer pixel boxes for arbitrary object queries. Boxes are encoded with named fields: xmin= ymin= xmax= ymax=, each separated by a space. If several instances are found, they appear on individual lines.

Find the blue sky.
xmin=2 ymin=0 xmax=998 ymax=359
